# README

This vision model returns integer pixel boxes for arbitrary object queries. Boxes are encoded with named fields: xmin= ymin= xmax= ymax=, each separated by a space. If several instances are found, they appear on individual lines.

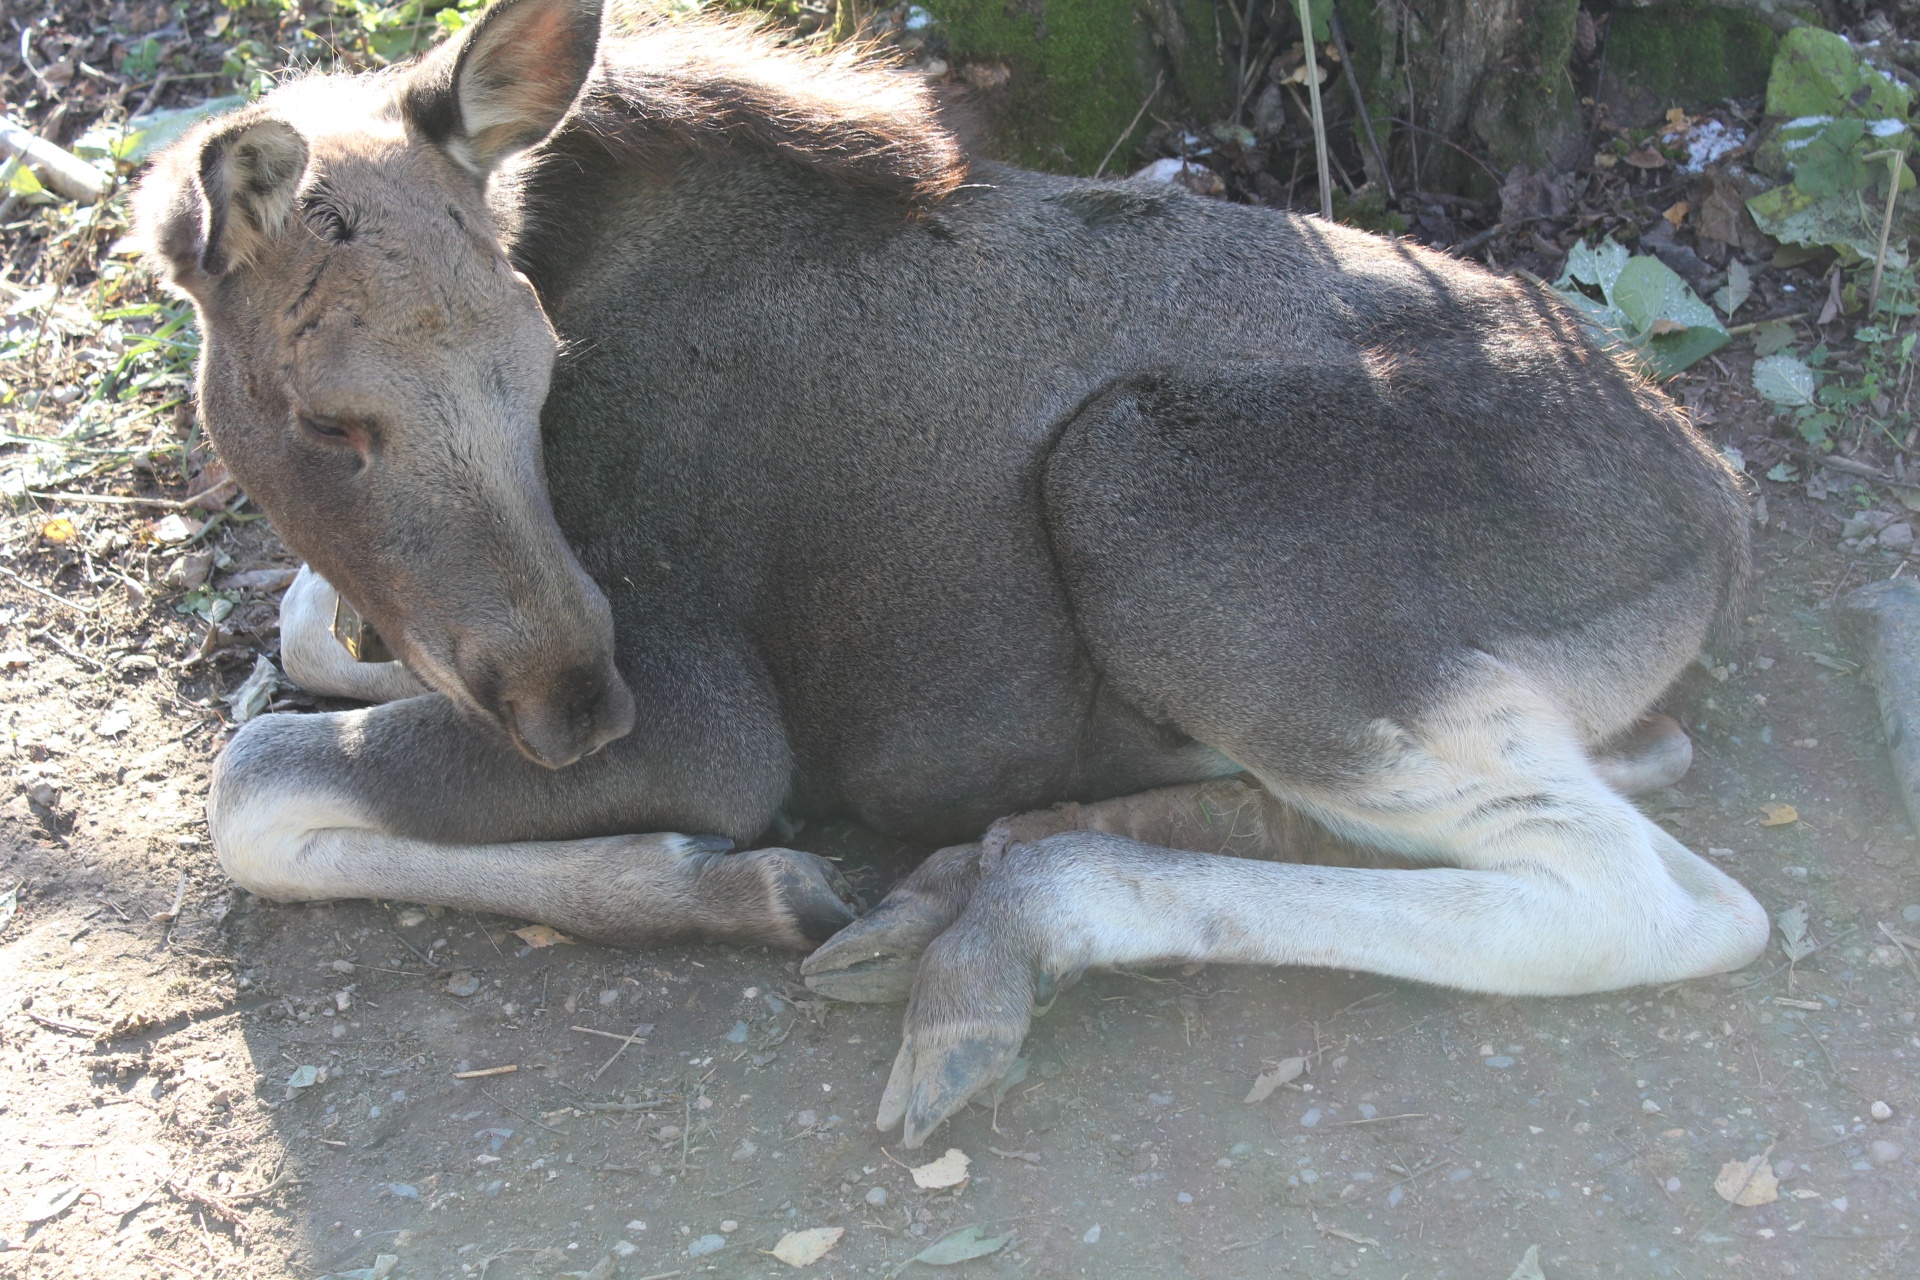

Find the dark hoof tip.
xmin=802 ymin=954 xmax=919 ymax=1004
xmin=778 ymin=863 xmax=859 ymax=947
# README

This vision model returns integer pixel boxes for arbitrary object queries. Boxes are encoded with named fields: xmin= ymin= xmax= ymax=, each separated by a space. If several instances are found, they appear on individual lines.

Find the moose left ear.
xmin=403 ymin=0 xmax=604 ymax=176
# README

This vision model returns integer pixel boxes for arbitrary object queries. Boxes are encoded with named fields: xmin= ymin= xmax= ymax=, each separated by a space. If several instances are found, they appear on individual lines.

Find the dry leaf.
xmin=39 ymin=516 xmax=75 ymax=544
xmin=769 ymin=1226 xmax=844 ymax=1268
xmin=1714 ymin=1155 xmax=1779 ymax=1206
xmin=1663 ymin=200 xmax=1689 ymax=229
xmin=910 ymin=1147 xmax=972 ymax=1189
xmin=150 ymin=513 xmax=203 ymax=544
xmin=1648 ymin=317 xmax=1687 ymax=336
xmin=1760 ymin=803 xmax=1799 ymax=827
xmin=512 ymin=924 xmax=574 ymax=948
xmin=1244 ymin=1056 xmax=1306 ymax=1103
xmin=1506 ymin=1243 xmax=1547 ymax=1280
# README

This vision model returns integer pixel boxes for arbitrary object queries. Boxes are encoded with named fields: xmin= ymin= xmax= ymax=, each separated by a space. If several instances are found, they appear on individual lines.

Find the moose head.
xmin=137 ymin=0 xmax=634 ymax=768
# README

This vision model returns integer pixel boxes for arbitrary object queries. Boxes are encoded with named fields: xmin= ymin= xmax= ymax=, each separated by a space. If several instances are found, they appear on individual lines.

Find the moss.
xmin=1469 ymin=0 xmax=1583 ymax=174
xmin=925 ymin=0 xmax=1228 ymax=174
xmin=1601 ymin=2 xmax=1780 ymax=127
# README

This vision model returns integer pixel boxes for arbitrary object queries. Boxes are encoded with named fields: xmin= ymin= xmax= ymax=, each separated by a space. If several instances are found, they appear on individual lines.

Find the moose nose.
xmin=499 ymin=661 xmax=637 ymax=769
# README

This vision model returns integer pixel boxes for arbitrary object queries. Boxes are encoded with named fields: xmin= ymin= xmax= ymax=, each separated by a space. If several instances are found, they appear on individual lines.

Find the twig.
xmin=1094 ymin=71 xmax=1163 ymax=179
xmin=1217 ymin=1228 xmax=1285 ymax=1253
xmin=1326 ymin=1111 xmax=1428 ymax=1127
xmin=1328 ymin=11 xmax=1393 ymax=200
xmin=590 ymin=1020 xmax=653 ymax=1081
xmin=1296 ymin=0 xmax=1332 ymax=220
xmin=455 ymin=1064 xmax=519 ymax=1080
xmin=479 ymin=1085 xmax=569 ymax=1135
xmin=1389 ymin=118 xmax=1504 ymax=183
xmin=26 ymin=1009 xmax=107 ymax=1037
xmin=1867 ymin=148 xmax=1907 ymax=315
xmin=0 ymin=564 xmax=95 ymax=614
xmin=25 ymin=485 xmax=227 ymax=511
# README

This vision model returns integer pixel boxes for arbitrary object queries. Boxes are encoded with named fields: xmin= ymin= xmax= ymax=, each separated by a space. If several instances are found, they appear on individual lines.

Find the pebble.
xmin=1229 ymin=1142 xmax=1254 ymax=1156
xmin=1176 ymin=1192 xmax=1193 ymax=1204
xmin=1903 ymin=904 xmax=1920 ymax=923
xmin=865 ymin=1186 xmax=888 ymax=1207
xmin=725 ymin=1021 xmax=750 ymax=1043
xmin=1881 ymin=522 xmax=1916 ymax=553
xmin=687 ymin=1234 xmax=727 ymax=1257
xmin=1665 ymin=1177 xmax=1682 ymax=1193
xmin=1299 ymin=1108 xmax=1322 ymax=1128
xmin=396 ymin=908 xmax=428 ymax=928
xmin=1872 ymin=1100 xmax=1894 ymax=1122
xmin=1082 ymin=1225 xmax=1102 ymax=1245
xmin=1148 ymin=1092 xmax=1173 ymax=1106
xmin=611 ymin=1240 xmax=638 ymax=1258
xmin=444 ymin=972 xmax=481 ymax=998
xmin=1642 ymin=1099 xmax=1662 ymax=1114
xmin=626 ymin=1221 xmax=646 ymax=1233
xmin=720 ymin=1220 xmax=738 ymax=1233
xmin=386 ymin=1183 xmax=418 ymax=1199
xmin=1869 ymin=1140 xmax=1903 ymax=1165
xmin=731 ymin=1138 xmax=758 ymax=1162
xmin=1357 ymin=1103 xmax=1377 ymax=1120
xmin=1484 ymin=1056 xmax=1514 ymax=1069
xmin=330 ymin=959 xmax=356 ymax=974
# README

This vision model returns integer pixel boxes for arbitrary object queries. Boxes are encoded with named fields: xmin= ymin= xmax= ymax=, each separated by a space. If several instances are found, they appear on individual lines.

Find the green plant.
xmin=1753 ymin=263 xmax=1920 ymax=450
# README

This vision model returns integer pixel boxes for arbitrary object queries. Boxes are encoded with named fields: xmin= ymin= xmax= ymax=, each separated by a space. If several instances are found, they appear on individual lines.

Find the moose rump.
xmin=136 ymin=0 xmax=1767 ymax=1149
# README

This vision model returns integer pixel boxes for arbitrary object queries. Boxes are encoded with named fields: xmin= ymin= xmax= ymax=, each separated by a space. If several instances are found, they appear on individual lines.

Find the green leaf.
xmin=1753 ymin=353 xmax=1819 ymax=408
xmin=892 ymin=1226 xmax=1015 ymax=1274
xmin=1558 ymin=238 xmax=1629 ymax=295
xmin=1747 ymin=181 xmax=1905 ymax=267
xmin=1766 ymin=26 xmax=1910 ymax=120
xmin=1611 ymin=255 xmax=1731 ymax=377
xmin=1712 ymin=260 xmax=1751 ymax=319
xmin=5 ymin=162 xmax=44 ymax=197
xmin=1765 ymin=461 xmax=1800 ymax=483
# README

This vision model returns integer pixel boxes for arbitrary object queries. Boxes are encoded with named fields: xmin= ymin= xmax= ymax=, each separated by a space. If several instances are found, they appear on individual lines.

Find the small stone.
xmin=1871 ymin=1100 xmax=1893 ymax=1122
xmin=1299 ymin=1108 xmax=1321 ymax=1128
xmin=1176 ymin=1191 xmax=1193 ymax=1204
xmin=599 ymin=988 xmax=619 ymax=1005
xmin=1868 ymin=1139 xmax=1902 ymax=1165
xmin=720 ymin=1220 xmax=738 ymax=1233
xmin=687 ymin=1233 xmax=726 ymax=1257
xmin=730 ymin=1138 xmax=758 ymax=1162
xmin=796 ymin=1109 xmax=818 ymax=1127
xmin=24 ymin=781 xmax=57 ymax=809
xmin=1832 ymin=1196 xmax=1849 ymax=1212
xmin=444 ymin=972 xmax=481 ymax=998
xmin=1642 ymin=1099 xmax=1662 ymax=1114
xmin=331 ymin=959 xmax=356 ymax=974
xmin=611 ymin=1240 xmax=638 ymax=1258
xmin=1903 ymin=903 xmax=1920 ymax=923
xmin=395 ymin=908 xmax=428 ymax=928
xmin=1082 ymin=1224 xmax=1101 ymax=1244
xmin=1665 ymin=1176 xmax=1682 ymax=1193
xmin=625 ymin=1220 xmax=646 ymax=1233
xmin=1229 ymin=1142 xmax=1254 ymax=1156
xmin=1357 ymin=1103 xmax=1377 ymax=1119
xmin=725 ymin=1021 xmax=750 ymax=1043
xmin=1147 ymin=1092 xmax=1173 ymax=1106
xmin=1880 ymin=522 xmax=1915 ymax=552
xmin=386 ymin=1183 xmax=418 ymax=1199
xmin=1485 ymin=1056 xmax=1515 ymax=1069
xmin=864 ymin=1186 xmax=887 ymax=1207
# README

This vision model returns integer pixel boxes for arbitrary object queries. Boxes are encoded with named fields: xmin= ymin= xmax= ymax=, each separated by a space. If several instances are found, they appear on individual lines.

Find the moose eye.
xmin=299 ymin=415 xmax=354 ymax=443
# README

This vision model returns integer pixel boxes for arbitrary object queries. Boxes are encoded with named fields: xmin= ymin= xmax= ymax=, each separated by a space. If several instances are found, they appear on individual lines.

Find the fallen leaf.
xmin=1625 ymin=147 xmax=1668 ymax=169
xmin=39 ymin=516 xmax=75 ymax=544
xmin=512 ymin=924 xmax=575 ymax=948
xmin=1714 ymin=1154 xmax=1780 ymax=1206
xmin=1761 ymin=803 xmax=1799 ymax=826
xmin=1665 ymin=107 xmax=1692 ymax=131
xmin=893 ymin=1225 xmax=1013 ymax=1272
xmin=1648 ymin=317 xmax=1687 ymax=336
xmin=1506 ymin=1243 xmax=1548 ymax=1280
xmin=150 ymin=513 xmax=203 ymax=544
xmin=94 ymin=706 xmax=132 ymax=737
xmin=769 ymin=1226 xmax=844 ymax=1267
xmin=1244 ymin=1056 xmax=1306 ymax=1103
xmin=557 ymin=1255 xmax=615 ymax=1280
xmin=910 ymin=1147 xmax=971 ymax=1189
xmin=19 ymin=1182 xmax=83 ymax=1223
xmin=1663 ymin=200 xmax=1689 ymax=229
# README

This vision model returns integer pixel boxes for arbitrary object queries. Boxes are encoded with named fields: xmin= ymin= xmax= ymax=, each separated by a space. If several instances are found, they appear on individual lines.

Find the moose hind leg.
xmin=877 ymin=667 xmax=1768 ymax=1146
xmin=277 ymin=565 xmax=431 ymax=704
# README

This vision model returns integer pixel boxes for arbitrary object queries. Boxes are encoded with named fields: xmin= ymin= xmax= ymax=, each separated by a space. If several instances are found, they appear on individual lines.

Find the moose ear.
xmin=137 ymin=113 xmax=308 ymax=285
xmin=404 ymin=0 xmax=604 ymax=176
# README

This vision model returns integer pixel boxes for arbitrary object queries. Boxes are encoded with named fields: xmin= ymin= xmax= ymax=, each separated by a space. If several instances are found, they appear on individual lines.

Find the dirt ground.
xmin=1 ymin=372 xmax=1919 ymax=1280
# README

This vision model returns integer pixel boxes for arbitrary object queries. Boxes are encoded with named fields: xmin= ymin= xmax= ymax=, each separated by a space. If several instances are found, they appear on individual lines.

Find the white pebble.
xmin=1082 ymin=1224 xmax=1101 ymax=1244
xmin=1871 ymin=1100 xmax=1893 ymax=1122
xmin=865 ymin=1186 xmax=888 ymax=1207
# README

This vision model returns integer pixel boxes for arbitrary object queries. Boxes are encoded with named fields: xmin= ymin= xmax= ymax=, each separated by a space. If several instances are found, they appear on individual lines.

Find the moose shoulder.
xmin=137 ymin=0 xmax=1767 ymax=1147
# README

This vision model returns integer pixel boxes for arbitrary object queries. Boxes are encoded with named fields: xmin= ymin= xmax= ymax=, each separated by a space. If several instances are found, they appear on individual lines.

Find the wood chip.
xmin=910 ymin=1147 xmax=971 ymax=1189
xmin=453 ymin=1064 xmax=518 ymax=1079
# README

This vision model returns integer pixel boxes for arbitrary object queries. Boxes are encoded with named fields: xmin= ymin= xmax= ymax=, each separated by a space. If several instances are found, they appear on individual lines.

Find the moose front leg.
xmin=209 ymin=688 xmax=855 ymax=949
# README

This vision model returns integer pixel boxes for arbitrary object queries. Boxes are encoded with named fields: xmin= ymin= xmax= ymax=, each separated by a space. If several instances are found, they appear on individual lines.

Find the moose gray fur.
xmin=138 ymin=0 xmax=1768 ymax=1146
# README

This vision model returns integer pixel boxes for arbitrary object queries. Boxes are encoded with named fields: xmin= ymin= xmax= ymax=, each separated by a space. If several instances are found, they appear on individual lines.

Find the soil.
xmin=1 ymin=373 xmax=1918 ymax=1280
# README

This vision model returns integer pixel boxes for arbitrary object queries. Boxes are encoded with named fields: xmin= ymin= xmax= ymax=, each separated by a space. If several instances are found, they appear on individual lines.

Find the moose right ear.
xmin=403 ymin=0 xmax=604 ymax=177
xmin=136 ymin=112 xmax=309 ymax=286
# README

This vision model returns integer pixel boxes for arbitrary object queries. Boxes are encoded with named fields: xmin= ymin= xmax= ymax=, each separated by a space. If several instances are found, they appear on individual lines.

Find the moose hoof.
xmin=802 ymin=897 xmax=958 ymax=1003
xmin=712 ymin=847 xmax=858 ymax=949
xmin=873 ymin=924 xmax=1046 ymax=1147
